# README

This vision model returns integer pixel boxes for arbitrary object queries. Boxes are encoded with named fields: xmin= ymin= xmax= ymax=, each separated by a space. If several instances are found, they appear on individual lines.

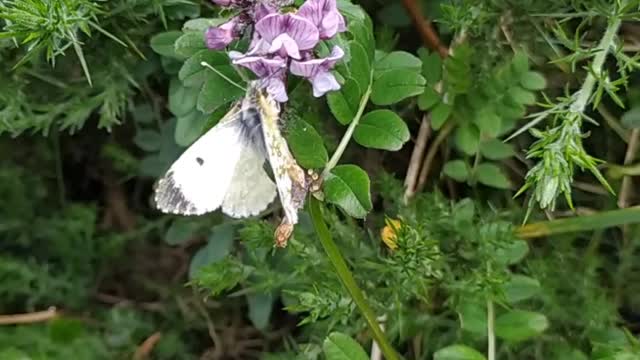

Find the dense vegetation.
xmin=1 ymin=0 xmax=640 ymax=359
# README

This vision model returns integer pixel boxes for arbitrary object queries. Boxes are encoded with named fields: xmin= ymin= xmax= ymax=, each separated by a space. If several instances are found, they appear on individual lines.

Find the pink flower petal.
xmin=269 ymin=34 xmax=301 ymax=59
xmin=285 ymin=14 xmax=319 ymax=50
xmin=289 ymin=45 xmax=344 ymax=77
xmin=233 ymin=56 xmax=287 ymax=77
xmin=205 ymin=20 xmax=237 ymax=50
xmin=255 ymin=13 xmax=319 ymax=55
xmin=211 ymin=0 xmax=232 ymax=6
xmin=297 ymin=0 xmax=346 ymax=39
xmin=266 ymin=77 xmax=288 ymax=102
xmin=311 ymin=71 xmax=340 ymax=97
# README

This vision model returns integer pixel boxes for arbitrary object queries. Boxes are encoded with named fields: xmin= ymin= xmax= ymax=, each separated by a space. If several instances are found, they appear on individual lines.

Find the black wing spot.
xmin=196 ymin=157 xmax=204 ymax=165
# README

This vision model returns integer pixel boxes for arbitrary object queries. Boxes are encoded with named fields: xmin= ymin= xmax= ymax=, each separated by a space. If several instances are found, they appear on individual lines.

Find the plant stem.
xmin=323 ymin=85 xmax=372 ymax=177
xmin=516 ymin=206 xmax=640 ymax=239
xmin=487 ymin=299 xmax=496 ymax=360
xmin=308 ymin=198 xmax=399 ymax=360
xmin=570 ymin=2 xmax=625 ymax=114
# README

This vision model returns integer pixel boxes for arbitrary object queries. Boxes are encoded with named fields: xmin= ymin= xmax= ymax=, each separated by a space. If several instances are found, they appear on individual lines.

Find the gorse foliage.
xmin=2 ymin=0 xmax=640 ymax=359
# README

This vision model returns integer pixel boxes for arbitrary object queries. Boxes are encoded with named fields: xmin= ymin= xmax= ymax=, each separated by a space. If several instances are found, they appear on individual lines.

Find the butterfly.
xmin=154 ymin=80 xmax=308 ymax=246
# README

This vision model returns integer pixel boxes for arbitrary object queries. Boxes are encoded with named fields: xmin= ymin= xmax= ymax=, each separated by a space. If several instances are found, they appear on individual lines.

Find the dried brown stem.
xmin=400 ymin=0 xmax=448 ymax=57
xmin=134 ymin=332 xmax=162 ymax=360
xmin=0 ymin=307 xmax=58 ymax=325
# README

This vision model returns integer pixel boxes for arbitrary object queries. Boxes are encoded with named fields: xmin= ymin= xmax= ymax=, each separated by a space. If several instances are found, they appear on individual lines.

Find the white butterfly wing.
xmin=222 ymin=144 xmax=277 ymax=217
xmin=154 ymin=119 xmax=245 ymax=216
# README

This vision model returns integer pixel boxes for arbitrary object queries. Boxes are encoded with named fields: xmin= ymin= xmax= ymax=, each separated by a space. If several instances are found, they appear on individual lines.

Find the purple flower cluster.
xmin=205 ymin=0 xmax=346 ymax=102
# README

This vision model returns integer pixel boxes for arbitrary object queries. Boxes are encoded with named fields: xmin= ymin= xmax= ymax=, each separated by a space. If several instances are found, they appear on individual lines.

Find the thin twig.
xmin=0 ymin=307 xmax=58 ymax=325
xmin=618 ymin=129 xmax=639 ymax=209
xmin=134 ymin=332 xmax=162 ymax=360
xmin=400 ymin=0 xmax=448 ymax=57
xmin=415 ymin=121 xmax=455 ymax=194
xmin=403 ymin=114 xmax=432 ymax=203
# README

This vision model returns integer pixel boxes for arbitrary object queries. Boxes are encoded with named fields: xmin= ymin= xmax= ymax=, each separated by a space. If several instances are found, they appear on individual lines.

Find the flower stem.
xmin=487 ymin=299 xmax=496 ymax=360
xmin=323 ymin=84 xmax=372 ymax=177
xmin=308 ymin=197 xmax=400 ymax=360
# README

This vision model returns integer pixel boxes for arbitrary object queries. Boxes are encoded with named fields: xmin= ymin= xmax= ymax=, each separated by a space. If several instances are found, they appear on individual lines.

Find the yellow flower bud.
xmin=381 ymin=218 xmax=402 ymax=250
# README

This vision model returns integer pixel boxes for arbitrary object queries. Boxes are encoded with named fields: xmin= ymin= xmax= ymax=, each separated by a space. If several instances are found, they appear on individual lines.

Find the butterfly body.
xmin=154 ymin=81 xmax=307 ymax=237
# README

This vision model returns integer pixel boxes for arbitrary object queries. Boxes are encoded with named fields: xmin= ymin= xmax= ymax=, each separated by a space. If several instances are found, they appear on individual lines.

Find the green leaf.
xmin=511 ymin=52 xmax=529 ymax=75
xmin=520 ymin=71 xmax=546 ymax=90
xmin=371 ymin=68 xmax=426 ymax=105
xmin=418 ymin=86 xmax=441 ymax=111
xmin=175 ymin=110 xmax=207 ymax=147
xmin=183 ymin=18 xmax=227 ymax=32
xmin=443 ymin=160 xmax=469 ymax=182
xmin=434 ymin=345 xmax=487 ymax=360
xmin=169 ymin=79 xmax=198 ymax=116
xmin=197 ymin=69 xmax=245 ymax=114
xmin=286 ymin=118 xmax=328 ymax=168
xmin=150 ymin=31 xmax=183 ymax=59
xmin=374 ymin=51 xmax=421 ymax=78
xmin=431 ymin=102 xmax=452 ymax=130
xmin=324 ymin=165 xmax=372 ymax=218
xmin=457 ymin=300 xmax=487 ymax=335
xmin=327 ymin=78 xmax=362 ymax=125
xmin=509 ymin=86 xmax=536 ymax=105
xmin=349 ymin=41 xmax=371 ymax=91
xmin=454 ymin=124 xmax=480 ymax=155
xmin=247 ymin=292 xmax=274 ymax=330
xmin=322 ymin=332 xmax=368 ymax=360
xmin=353 ymin=110 xmax=410 ymax=151
xmin=480 ymin=139 xmax=515 ymax=160
xmin=495 ymin=240 xmax=529 ymax=265
xmin=418 ymin=47 xmax=442 ymax=84
xmin=165 ymin=218 xmax=199 ymax=245
xmin=503 ymin=275 xmax=541 ymax=303
xmin=476 ymin=163 xmax=511 ymax=189
xmin=621 ymin=107 xmax=640 ymax=128
xmin=189 ymin=224 xmax=235 ymax=279
xmin=174 ymin=31 xmax=206 ymax=57
xmin=474 ymin=108 xmax=501 ymax=137
xmin=495 ymin=310 xmax=549 ymax=342
xmin=134 ymin=130 xmax=162 ymax=152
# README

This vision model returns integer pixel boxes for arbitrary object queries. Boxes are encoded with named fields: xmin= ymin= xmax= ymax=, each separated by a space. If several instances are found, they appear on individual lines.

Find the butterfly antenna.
xmin=200 ymin=61 xmax=246 ymax=92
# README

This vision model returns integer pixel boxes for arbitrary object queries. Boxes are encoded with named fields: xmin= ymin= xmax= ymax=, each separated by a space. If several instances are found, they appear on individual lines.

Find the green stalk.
xmin=323 ymin=85 xmax=372 ymax=176
xmin=516 ymin=206 xmax=640 ymax=239
xmin=569 ymin=1 xmax=625 ymax=114
xmin=487 ymin=299 xmax=496 ymax=360
xmin=309 ymin=197 xmax=400 ymax=360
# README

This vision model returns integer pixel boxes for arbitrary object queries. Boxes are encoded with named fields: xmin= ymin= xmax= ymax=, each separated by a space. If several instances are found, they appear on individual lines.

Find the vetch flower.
xmin=230 ymin=54 xmax=289 ymax=101
xmin=297 ymin=0 xmax=346 ymax=39
xmin=290 ymin=45 xmax=344 ymax=97
xmin=255 ymin=13 xmax=319 ymax=59
xmin=205 ymin=19 xmax=239 ymax=50
xmin=211 ymin=0 xmax=232 ymax=6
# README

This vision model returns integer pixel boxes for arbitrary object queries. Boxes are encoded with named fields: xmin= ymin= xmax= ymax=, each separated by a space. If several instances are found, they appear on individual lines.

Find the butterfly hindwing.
xmin=221 ymin=142 xmax=277 ymax=217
